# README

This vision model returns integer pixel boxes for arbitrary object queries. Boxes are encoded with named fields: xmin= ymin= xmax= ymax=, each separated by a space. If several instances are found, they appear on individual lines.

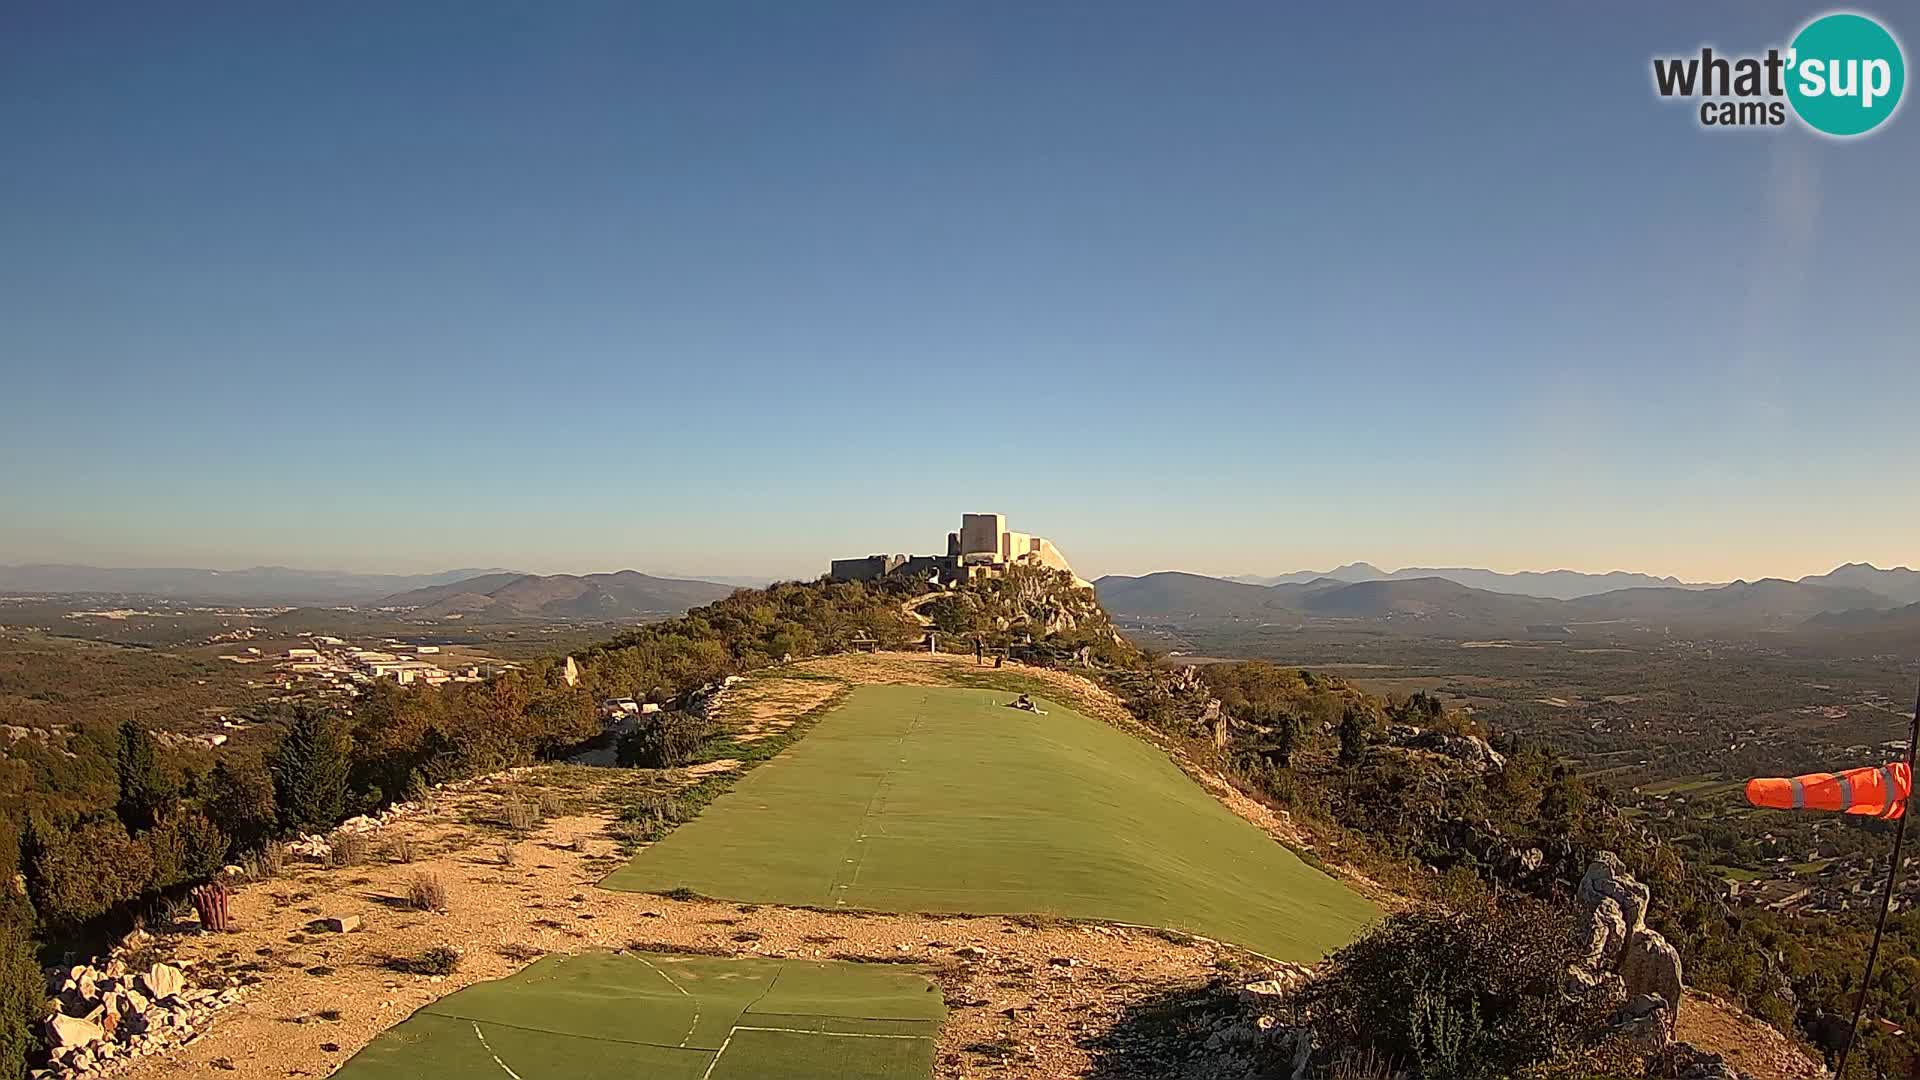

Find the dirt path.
xmin=1678 ymin=992 xmax=1826 ymax=1080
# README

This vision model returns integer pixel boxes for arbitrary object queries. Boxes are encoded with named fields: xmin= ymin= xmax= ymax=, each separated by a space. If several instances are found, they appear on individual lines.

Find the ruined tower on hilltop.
xmin=829 ymin=512 xmax=1086 ymax=587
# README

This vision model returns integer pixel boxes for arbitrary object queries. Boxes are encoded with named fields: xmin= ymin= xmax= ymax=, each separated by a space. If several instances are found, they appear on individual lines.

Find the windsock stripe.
xmin=1836 ymin=772 xmax=1854 ymax=811
xmin=1789 ymin=778 xmax=1805 ymax=810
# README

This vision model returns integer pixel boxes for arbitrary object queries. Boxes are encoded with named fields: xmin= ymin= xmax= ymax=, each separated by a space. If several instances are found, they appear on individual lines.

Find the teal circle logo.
xmin=1787 ymin=13 xmax=1905 ymax=136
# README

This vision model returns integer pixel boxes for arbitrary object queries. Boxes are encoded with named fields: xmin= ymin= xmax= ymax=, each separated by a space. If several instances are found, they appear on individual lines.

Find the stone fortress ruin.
xmin=830 ymin=512 xmax=1088 ymax=588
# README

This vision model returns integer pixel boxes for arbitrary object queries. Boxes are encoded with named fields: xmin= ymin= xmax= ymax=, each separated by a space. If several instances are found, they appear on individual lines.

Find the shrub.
xmin=411 ymin=945 xmax=462 ymax=976
xmin=613 ymin=792 xmax=688 ymax=844
xmin=390 ymin=837 xmax=418 ymax=864
xmin=207 ymin=759 xmax=279 ymax=856
xmin=1297 ymin=899 xmax=1609 ymax=1080
xmin=327 ymin=832 xmax=370 ymax=868
xmin=0 ymin=888 xmax=44 ymax=1080
xmin=144 ymin=810 xmax=230 ymax=889
xmin=272 ymin=706 xmax=353 ymax=834
xmin=503 ymin=798 xmax=538 ymax=833
xmin=243 ymin=842 xmax=286 ymax=882
xmin=536 ymin=791 xmax=566 ymax=818
xmin=616 ymin=711 xmax=712 ymax=769
xmin=26 ymin=818 xmax=154 ymax=928
xmin=408 ymin=872 xmax=449 ymax=912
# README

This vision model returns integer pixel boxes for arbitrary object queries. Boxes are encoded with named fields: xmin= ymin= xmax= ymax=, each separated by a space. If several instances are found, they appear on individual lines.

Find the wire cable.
xmin=1833 ymin=677 xmax=1920 ymax=1079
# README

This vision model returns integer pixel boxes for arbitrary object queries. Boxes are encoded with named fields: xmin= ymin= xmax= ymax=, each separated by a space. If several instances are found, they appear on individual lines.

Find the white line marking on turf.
xmin=700 ymin=1022 xmax=935 ymax=1078
xmin=699 ymin=1031 xmax=735 ymax=1080
xmin=634 ymin=956 xmax=701 ymax=1047
xmin=472 ymin=1022 xmax=524 ymax=1080
xmin=730 ymin=1025 xmax=932 ymax=1039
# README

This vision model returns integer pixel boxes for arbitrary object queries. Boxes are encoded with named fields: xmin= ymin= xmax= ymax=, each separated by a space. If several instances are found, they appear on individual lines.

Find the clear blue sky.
xmin=2 ymin=2 xmax=1914 ymax=583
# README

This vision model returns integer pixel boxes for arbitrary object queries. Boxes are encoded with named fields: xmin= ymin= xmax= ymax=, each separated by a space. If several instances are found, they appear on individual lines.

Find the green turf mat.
xmin=747 ymin=958 xmax=946 ymax=1022
xmin=332 ymin=952 xmax=944 ymax=1080
xmin=603 ymin=684 xmax=1378 ymax=960
xmin=331 ymin=1012 xmax=716 ymax=1079
xmin=706 ymin=1027 xmax=935 ymax=1080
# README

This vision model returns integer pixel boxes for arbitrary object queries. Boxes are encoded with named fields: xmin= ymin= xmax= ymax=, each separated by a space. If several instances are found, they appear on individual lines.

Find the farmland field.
xmin=333 ymin=951 xmax=944 ymax=1080
xmin=604 ymin=684 xmax=1377 ymax=960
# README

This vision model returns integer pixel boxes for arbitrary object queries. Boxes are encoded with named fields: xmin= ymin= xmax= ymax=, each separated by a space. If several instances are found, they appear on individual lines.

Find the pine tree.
xmin=1338 ymin=706 xmax=1371 ymax=767
xmin=271 ymin=706 xmax=353 ymax=834
xmin=115 ymin=719 xmax=176 ymax=831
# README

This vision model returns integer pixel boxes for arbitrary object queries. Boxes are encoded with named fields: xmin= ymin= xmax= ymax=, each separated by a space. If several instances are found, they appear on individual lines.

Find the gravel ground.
xmin=106 ymin=770 xmax=1259 ymax=1080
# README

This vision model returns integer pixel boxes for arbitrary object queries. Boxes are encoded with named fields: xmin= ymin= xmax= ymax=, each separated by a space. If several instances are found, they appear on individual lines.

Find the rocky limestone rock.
xmin=1619 ymin=930 xmax=1684 ymax=1034
xmin=46 ymin=1012 xmax=103 ymax=1051
xmin=1237 ymin=965 xmax=1313 ymax=1008
xmin=1575 ymin=895 xmax=1629 ymax=971
xmin=139 ymin=963 xmax=186 ymax=1002
xmin=320 ymin=915 xmax=362 ymax=933
xmin=1611 ymin=993 xmax=1674 ymax=1053
xmin=287 ymin=834 xmax=332 ymax=861
xmin=1383 ymin=724 xmax=1508 ymax=772
xmin=1578 ymin=852 xmax=1650 ymax=946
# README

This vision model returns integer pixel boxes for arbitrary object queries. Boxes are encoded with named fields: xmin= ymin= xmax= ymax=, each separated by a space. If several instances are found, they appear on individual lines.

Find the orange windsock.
xmin=1746 ymin=762 xmax=1911 ymax=820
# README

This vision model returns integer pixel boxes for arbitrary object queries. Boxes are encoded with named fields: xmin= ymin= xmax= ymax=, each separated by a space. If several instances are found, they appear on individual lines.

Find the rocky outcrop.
xmin=284 ymin=800 xmax=421 ymax=861
xmin=1569 ymin=851 xmax=1685 ymax=1050
xmin=1612 ymin=993 xmax=1676 ymax=1052
xmin=1619 ymin=930 xmax=1685 ymax=1035
xmin=1575 ymin=895 xmax=1629 ymax=971
xmin=1578 ymin=852 xmax=1650 ymax=943
xmin=1383 ymin=724 xmax=1507 ymax=772
xmin=40 ymin=956 xmax=249 ymax=1077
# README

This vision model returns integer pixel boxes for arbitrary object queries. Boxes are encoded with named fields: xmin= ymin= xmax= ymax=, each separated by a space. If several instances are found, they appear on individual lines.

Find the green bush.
xmin=411 ymin=944 xmax=461 ymax=975
xmin=0 ymin=887 xmax=43 ymax=1080
xmin=272 ymin=707 xmax=353 ymax=833
xmin=1298 ymin=900 xmax=1610 ymax=1080
xmin=26 ymin=818 xmax=154 ymax=928
xmin=144 ymin=809 xmax=230 ymax=889
xmin=206 ymin=759 xmax=279 ymax=856
xmin=616 ymin=712 xmax=712 ymax=769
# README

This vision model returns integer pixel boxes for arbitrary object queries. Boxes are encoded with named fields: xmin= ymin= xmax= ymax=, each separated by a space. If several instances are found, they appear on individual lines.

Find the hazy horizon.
xmin=1 ymin=539 xmax=1911 ymax=589
xmin=5 ymin=6 xmax=1914 ymax=586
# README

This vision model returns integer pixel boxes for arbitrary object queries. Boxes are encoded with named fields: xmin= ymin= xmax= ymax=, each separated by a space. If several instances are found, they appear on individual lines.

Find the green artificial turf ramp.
xmin=333 ymin=952 xmax=943 ymax=1080
xmin=604 ymin=684 xmax=1378 ymax=960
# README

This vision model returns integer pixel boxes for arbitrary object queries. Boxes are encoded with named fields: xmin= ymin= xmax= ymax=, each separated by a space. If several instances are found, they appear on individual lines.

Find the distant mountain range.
xmin=1225 ymin=562 xmax=1707 ymax=600
xmin=376 ymin=570 xmax=737 ymax=620
xmin=1223 ymin=561 xmax=1920 ymax=605
xmin=0 ymin=564 xmax=517 ymax=605
xmin=0 ymin=563 xmax=743 ymax=618
xmin=1098 ymin=563 xmax=1920 ymax=633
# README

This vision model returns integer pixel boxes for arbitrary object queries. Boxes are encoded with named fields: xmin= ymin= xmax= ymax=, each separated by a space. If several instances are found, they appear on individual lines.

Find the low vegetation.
xmin=1298 ymin=901 xmax=1616 ymax=1079
xmin=407 ymin=872 xmax=449 ymax=913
